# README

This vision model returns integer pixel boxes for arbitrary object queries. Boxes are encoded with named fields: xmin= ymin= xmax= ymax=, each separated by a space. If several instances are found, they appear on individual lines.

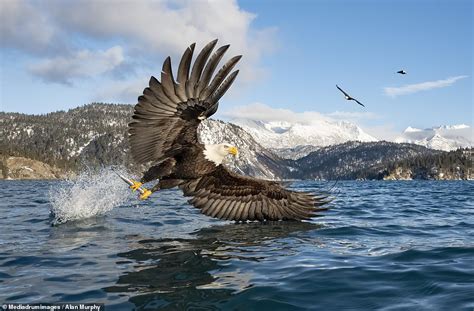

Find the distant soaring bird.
xmin=126 ymin=39 xmax=329 ymax=222
xmin=336 ymin=85 xmax=365 ymax=107
xmin=397 ymin=70 xmax=407 ymax=75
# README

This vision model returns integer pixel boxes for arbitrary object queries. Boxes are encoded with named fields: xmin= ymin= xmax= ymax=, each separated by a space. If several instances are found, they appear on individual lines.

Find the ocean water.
xmin=0 ymin=176 xmax=473 ymax=310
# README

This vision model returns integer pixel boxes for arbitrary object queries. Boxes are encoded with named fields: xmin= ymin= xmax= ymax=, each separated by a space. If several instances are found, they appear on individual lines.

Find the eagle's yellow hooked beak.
xmin=228 ymin=146 xmax=239 ymax=156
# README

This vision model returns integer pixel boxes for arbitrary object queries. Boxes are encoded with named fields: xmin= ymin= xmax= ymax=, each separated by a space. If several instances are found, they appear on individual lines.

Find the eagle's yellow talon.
xmin=139 ymin=189 xmax=152 ymax=200
xmin=130 ymin=180 xmax=143 ymax=192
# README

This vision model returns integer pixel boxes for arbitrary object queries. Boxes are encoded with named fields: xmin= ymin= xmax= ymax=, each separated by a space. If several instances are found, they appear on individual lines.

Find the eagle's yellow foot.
xmin=130 ymin=180 xmax=143 ymax=192
xmin=139 ymin=189 xmax=152 ymax=200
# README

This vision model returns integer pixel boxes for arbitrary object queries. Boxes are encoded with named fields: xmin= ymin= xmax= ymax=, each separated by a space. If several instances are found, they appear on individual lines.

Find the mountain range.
xmin=232 ymin=118 xmax=377 ymax=149
xmin=232 ymin=118 xmax=472 ymax=154
xmin=395 ymin=124 xmax=473 ymax=151
xmin=1 ymin=103 xmax=472 ymax=180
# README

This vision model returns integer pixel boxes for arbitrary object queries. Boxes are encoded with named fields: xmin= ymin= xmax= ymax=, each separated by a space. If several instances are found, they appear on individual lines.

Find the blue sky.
xmin=0 ymin=0 xmax=472 ymax=139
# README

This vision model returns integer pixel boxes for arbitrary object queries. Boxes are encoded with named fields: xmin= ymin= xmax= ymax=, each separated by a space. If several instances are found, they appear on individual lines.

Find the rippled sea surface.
xmin=1 ymin=180 xmax=473 ymax=310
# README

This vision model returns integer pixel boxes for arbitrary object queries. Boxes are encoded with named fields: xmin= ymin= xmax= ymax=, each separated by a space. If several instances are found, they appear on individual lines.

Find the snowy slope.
xmin=198 ymin=119 xmax=291 ymax=179
xmin=231 ymin=118 xmax=377 ymax=150
xmin=395 ymin=124 xmax=473 ymax=151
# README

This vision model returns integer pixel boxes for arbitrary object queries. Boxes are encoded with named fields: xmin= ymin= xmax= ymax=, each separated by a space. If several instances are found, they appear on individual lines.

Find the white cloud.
xmin=93 ymin=77 xmax=149 ymax=104
xmin=2 ymin=0 xmax=275 ymax=88
xmin=48 ymin=0 xmax=267 ymax=54
xmin=0 ymin=0 xmax=57 ymax=54
xmin=49 ymin=0 xmax=275 ymax=84
xmin=221 ymin=102 xmax=379 ymax=125
xmin=29 ymin=46 xmax=124 ymax=85
xmin=221 ymin=102 xmax=330 ymax=124
xmin=384 ymin=75 xmax=468 ymax=97
xmin=327 ymin=111 xmax=379 ymax=121
xmin=360 ymin=124 xmax=400 ymax=141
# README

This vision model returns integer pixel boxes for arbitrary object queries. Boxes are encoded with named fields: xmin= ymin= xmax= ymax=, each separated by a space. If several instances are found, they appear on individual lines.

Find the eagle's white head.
xmin=203 ymin=143 xmax=239 ymax=165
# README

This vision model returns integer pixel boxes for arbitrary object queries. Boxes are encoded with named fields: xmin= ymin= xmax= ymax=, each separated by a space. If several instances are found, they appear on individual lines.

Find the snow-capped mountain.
xmin=198 ymin=119 xmax=290 ymax=179
xmin=230 ymin=118 xmax=377 ymax=150
xmin=395 ymin=124 xmax=473 ymax=151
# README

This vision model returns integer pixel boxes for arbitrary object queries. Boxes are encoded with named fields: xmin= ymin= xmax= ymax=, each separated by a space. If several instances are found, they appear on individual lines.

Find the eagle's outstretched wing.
xmin=336 ymin=84 xmax=350 ymax=97
xmin=180 ymin=166 xmax=330 ymax=221
xmin=354 ymin=99 xmax=365 ymax=107
xmin=129 ymin=39 xmax=241 ymax=164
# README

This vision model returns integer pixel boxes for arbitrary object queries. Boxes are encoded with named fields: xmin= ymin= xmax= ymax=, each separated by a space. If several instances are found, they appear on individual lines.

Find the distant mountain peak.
xmin=404 ymin=126 xmax=422 ymax=133
xmin=396 ymin=124 xmax=473 ymax=151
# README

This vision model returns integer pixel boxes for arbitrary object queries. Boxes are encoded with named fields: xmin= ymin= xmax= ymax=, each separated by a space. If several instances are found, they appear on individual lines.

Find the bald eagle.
xmin=128 ymin=39 xmax=329 ymax=221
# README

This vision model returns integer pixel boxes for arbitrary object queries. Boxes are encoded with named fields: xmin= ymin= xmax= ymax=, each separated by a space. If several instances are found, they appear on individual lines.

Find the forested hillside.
xmin=382 ymin=148 xmax=472 ymax=180
xmin=1 ymin=103 xmax=133 ymax=172
xmin=289 ymin=141 xmax=472 ymax=180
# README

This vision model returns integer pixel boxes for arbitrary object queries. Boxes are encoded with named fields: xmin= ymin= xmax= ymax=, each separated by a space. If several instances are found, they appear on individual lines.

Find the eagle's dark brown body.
xmin=128 ymin=40 xmax=330 ymax=221
xmin=141 ymin=145 xmax=215 ymax=185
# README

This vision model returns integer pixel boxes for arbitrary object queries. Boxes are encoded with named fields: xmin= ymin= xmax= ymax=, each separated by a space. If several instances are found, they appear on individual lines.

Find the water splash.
xmin=49 ymin=167 xmax=134 ymax=225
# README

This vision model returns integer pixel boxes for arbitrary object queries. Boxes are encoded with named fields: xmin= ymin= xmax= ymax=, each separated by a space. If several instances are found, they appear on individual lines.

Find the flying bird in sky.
xmin=397 ymin=70 xmax=407 ymax=75
xmin=336 ymin=85 xmax=365 ymax=107
xmin=127 ymin=39 xmax=329 ymax=222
